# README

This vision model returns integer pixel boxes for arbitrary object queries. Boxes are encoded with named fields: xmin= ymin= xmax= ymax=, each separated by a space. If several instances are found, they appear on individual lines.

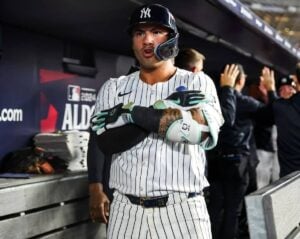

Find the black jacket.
xmin=218 ymin=90 xmax=276 ymax=155
xmin=273 ymin=92 xmax=300 ymax=176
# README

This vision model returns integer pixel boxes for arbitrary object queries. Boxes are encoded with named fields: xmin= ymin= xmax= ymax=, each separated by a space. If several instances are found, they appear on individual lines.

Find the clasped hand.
xmin=91 ymin=102 xmax=134 ymax=135
xmin=91 ymin=90 xmax=206 ymax=135
xmin=154 ymin=90 xmax=207 ymax=110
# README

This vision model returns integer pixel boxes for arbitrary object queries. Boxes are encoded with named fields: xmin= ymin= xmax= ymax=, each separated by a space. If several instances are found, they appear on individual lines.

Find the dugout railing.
xmin=246 ymin=171 xmax=300 ymax=239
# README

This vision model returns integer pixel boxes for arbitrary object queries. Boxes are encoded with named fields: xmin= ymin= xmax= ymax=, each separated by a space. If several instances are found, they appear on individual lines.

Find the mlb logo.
xmin=68 ymin=85 xmax=81 ymax=102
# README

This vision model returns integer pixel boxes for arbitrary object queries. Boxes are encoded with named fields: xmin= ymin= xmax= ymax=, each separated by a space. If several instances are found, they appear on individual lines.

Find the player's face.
xmin=132 ymin=24 xmax=169 ymax=69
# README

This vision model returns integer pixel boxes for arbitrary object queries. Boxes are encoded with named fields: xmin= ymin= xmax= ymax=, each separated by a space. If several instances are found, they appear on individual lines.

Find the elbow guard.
xmin=165 ymin=110 xmax=209 ymax=144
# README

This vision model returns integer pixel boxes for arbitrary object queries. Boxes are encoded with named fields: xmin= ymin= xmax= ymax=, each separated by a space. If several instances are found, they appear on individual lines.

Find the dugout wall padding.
xmin=0 ymin=25 xmax=135 ymax=163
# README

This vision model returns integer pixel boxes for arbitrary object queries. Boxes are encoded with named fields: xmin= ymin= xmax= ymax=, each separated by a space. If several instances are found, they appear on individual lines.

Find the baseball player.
xmin=90 ymin=4 xmax=223 ymax=239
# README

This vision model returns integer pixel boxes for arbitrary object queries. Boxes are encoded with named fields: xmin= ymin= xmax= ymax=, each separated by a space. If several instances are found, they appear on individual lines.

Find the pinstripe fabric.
xmin=94 ymin=69 xmax=222 ymax=198
xmin=107 ymin=191 xmax=212 ymax=239
xmin=94 ymin=68 xmax=222 ymax=239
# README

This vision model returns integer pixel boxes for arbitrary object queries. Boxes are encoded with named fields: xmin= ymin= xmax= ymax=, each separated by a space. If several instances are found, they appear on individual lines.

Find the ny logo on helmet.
xmin=140 ymin=7 xmax=151 ymax=18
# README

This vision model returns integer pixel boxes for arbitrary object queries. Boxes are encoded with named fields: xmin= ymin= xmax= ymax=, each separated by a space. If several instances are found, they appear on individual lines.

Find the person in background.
xmin=277 ymin=75 xmax=297 ymax=99
xmin=175 ymin=50 xmax=239 ymax=203
xmin=272 ymin=71 xmax=300 ymax=177
xmin=207 ymin=65 xmax=276 ymax=239
xmin=248 ymin=81 xmax=279 ymax=189
xmin=175 ymin=47 xmax=206 ymax=72
xmin=175 ymin=49 xmax=237 ymax=125
xmin=90 ymin=4 xmax=224 ymax=238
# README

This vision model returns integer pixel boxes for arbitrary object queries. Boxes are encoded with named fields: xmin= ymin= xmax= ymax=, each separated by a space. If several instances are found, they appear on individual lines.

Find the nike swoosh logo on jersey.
xmin=118 ymin=91 xmax=132 ymax=97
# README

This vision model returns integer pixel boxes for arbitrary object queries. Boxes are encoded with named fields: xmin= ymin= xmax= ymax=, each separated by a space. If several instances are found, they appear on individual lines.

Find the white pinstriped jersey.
xmin=94 ymin=68 xmax=223 ymax=197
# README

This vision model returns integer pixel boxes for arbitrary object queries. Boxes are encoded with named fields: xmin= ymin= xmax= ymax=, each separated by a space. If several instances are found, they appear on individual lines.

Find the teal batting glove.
xmin=91 ymin=102 xmax=134 ymax=135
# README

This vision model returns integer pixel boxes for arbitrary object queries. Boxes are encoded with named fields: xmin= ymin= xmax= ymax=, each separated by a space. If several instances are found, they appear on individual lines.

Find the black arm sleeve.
xmin=87 ymin=130 xmax=113 ymax=199
xmin=87 ymin=130 xmax=105 ymax=183
xmin=131 ymin=106 xmax=164 ymax=132
xmin=96 ymin=124 xmax=149 ymax=155
xmin=95 ymin=106 xmax=169 ymax=155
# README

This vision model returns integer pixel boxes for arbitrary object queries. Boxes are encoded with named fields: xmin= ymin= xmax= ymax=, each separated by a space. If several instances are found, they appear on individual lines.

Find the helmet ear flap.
xmin=154 ymin=33 xmax=179 ymax=61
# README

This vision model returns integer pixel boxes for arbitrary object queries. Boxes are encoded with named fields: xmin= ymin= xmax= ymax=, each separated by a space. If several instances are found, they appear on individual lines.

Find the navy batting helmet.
xmin=128 ymin=4 xmax=179 ymax=61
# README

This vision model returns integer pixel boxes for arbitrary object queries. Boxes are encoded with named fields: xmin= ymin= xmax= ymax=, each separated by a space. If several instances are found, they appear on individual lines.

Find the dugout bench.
xmin=0 ymin=172 xmax=106 ymax=239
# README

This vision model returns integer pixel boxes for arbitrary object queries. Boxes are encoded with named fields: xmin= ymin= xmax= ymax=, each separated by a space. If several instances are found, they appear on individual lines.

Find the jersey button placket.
xmin=150 ymin=89 xmax=156 ymax=95
xmin=139 ymin=159 xmax=148 ymax=194
xmin=139 ymin=186 xmax=145 ymax=194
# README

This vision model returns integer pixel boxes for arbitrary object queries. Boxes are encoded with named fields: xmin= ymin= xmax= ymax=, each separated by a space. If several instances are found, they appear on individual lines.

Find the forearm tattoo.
xmin=158 ymin=108 xmax=208 ymax=140
xmin=158 ymin=108 xmax=182 ymax=136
